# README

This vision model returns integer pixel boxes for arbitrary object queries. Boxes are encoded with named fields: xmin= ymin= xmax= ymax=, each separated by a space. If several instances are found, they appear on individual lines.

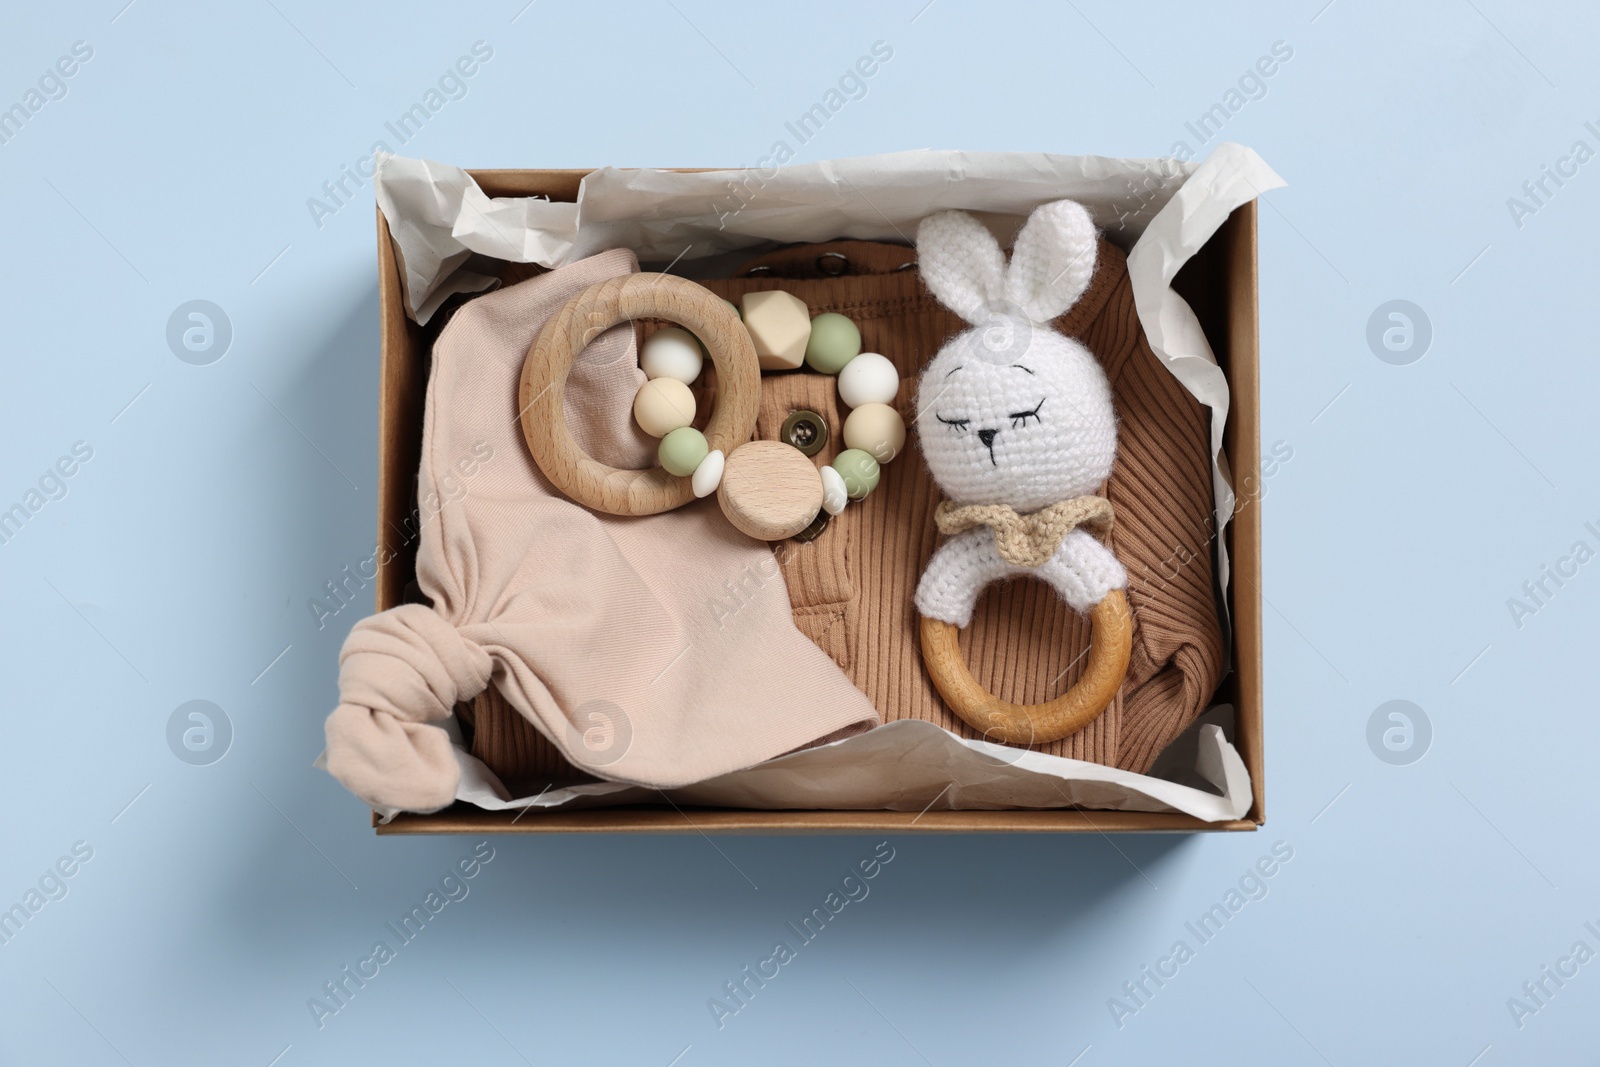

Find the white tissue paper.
xmin=369 ymin=146 xmax=1282 ymax=823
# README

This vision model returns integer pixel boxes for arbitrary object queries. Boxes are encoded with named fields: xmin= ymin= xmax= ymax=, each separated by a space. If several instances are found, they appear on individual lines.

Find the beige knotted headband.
xmin=935 ymin=496 xmax=1114 ymax=569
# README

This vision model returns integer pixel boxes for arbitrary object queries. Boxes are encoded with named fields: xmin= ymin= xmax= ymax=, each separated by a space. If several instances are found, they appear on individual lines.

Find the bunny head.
xmin=913 ymin=200 xmax=1117 ymax=514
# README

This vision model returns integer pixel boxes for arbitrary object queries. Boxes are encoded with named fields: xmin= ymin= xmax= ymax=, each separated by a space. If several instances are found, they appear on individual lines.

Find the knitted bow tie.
xmin=934 ymin=496 xmax=1114 ymax=569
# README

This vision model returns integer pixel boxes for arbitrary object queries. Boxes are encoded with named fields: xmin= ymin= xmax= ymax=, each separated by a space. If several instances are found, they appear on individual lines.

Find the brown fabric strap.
xmin=935 ymin=496 xmax=1114 ymax=569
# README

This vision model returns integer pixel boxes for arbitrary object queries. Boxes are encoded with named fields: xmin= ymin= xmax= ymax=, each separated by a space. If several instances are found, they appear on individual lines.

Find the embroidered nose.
xmin=976 ymin=427 xmax=999 ymax=465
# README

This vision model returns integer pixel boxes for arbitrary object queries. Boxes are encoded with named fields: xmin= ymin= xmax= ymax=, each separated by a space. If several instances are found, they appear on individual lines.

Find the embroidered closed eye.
xmin=1008 ymin=398 xmax=1046 ymax=429
xmin=936 ymin=414 xmax=970 ymax=433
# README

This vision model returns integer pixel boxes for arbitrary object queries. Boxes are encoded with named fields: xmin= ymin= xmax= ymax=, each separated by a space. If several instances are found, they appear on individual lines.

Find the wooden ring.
xmin=519 ymin=273 xmax=761 ymax=516
xmin=919 ymin=589 xmax=1133 ymax=746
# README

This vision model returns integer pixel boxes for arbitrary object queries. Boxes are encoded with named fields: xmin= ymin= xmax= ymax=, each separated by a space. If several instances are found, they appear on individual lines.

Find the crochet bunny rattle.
xmin=913 ymin=200 xmax=1133 ymax=746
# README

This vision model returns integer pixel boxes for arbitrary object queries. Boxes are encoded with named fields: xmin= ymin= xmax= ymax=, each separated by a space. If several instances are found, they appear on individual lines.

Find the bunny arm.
xmin=915 ymin=527 xmax=1128 ymax=627
xmin=1036 ymin=529 xmax=1128 ymax=613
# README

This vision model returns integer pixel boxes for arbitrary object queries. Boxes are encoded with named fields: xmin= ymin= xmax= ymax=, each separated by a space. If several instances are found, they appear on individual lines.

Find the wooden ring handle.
xmin=919 ymin=588 xmax=1133 ymax=746
xmin=519 ymin=273 xmax=761 ymax=516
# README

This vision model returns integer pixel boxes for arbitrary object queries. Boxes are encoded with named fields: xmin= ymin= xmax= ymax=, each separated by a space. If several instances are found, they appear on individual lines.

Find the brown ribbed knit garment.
xmin=460 ymin=237 xmax=1224 ymax=792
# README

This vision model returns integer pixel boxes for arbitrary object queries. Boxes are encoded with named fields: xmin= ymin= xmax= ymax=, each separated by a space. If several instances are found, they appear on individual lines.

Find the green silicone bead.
xmin=831 ymin=448 xmax=880 ymax=500
xmin=804 ymin=312 xmax=862 ymax=374
xmin=725 ymin=298 xmax=741 ymax=320
xmin=659 ymin=426 xmax=710 ymax=477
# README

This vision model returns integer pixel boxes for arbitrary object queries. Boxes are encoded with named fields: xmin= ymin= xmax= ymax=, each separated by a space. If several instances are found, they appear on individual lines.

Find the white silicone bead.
xmin=632 ymin=378 xmax=697 ymax=437
xmin=837 ymin=352 xmax=899 ymax=407
xmin=692 ymin=449 xmax=725 ymax=499
xmin=819 ymin=464 xmax=848 ymax=515
xmin=640 ymin=326 xmax=704 ymax=384
xmin=843 ymin=403 xmax=906 ymax=462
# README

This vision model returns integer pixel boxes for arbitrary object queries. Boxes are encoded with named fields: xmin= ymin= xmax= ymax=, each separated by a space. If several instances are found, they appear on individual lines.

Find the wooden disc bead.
xmin=717 ymin=441 xmax=824 ymax=541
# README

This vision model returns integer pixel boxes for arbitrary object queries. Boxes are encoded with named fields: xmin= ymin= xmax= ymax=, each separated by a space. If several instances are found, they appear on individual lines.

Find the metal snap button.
xmin=791 ymin=508 xmax=830 ymax=543
xmin=780 ymin=409 xmax=829 ymax=456
xmin=816 ymin=251 xmax=849 ymax=276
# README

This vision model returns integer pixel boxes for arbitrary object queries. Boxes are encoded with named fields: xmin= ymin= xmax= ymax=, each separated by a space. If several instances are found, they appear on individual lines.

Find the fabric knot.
xmin=324 ymin=604 xmax=494 ymax=813
xmin=935 ymin=495 xmax=1114 ymax=569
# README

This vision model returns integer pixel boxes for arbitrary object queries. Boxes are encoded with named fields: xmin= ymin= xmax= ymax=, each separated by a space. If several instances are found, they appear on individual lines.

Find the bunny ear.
xmin=915 ymin=210 xmax=1007 ymax=326
xmin=1005 ymin=199 xmax=1098 ymax=323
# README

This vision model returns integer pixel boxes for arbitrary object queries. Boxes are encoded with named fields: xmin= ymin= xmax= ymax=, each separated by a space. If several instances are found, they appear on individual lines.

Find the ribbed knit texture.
xmin=465 ymin=234 xmax=1225 ymax=783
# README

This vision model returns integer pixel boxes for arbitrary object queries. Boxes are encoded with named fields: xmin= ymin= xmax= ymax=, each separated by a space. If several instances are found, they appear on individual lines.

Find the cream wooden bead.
xmin=740 ymin=290 xmax=812 ymax=371
xmin=632 ymin=377 xmax=697 ymax=437
xmin=842 ymin=402 xmax=906 ymax=462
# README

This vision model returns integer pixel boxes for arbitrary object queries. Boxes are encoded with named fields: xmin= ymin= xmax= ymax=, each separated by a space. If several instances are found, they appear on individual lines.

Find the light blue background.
xmin=2 ymin=1 xmax=1595 ymax=1063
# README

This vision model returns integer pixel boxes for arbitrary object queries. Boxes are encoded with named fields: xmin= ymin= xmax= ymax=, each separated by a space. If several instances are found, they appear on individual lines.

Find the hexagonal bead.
xmin=741 ymin=290 xmax=812 ymax=371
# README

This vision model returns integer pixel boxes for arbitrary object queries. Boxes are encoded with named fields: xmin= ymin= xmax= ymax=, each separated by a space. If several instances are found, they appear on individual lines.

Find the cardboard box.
xmin=371 ymin=169 xmax=1263 ymax=835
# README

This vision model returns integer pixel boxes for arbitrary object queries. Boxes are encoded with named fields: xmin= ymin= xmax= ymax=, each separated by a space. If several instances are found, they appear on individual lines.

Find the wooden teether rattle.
xmin=909 ymin=199 xmax=1134 ymax=746
xmin=520 ymin=272 xmax=761 ymax=517
xmin=522 ymin=271 xmax=915 ymax=543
